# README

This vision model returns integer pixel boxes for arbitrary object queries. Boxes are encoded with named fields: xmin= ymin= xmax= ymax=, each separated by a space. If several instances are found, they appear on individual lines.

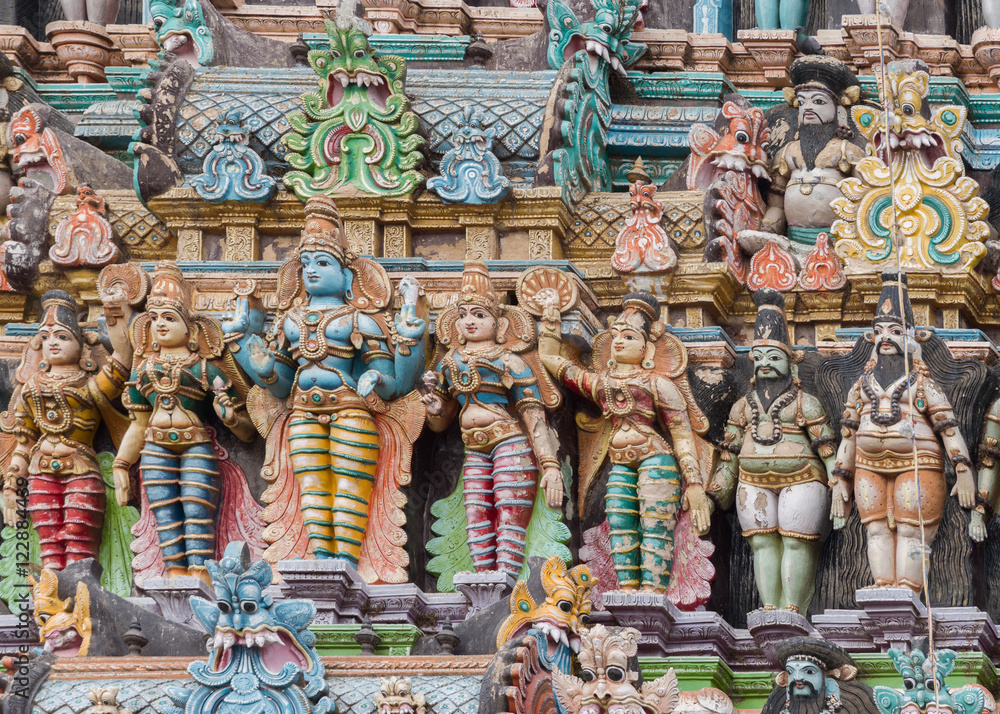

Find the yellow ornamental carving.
xmin=831 ymin=60 xmax=989 ymax=272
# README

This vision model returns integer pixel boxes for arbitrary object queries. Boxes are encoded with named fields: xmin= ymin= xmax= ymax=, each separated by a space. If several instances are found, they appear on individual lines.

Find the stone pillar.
xmin=224 ymin=223 xmax=260 ymax=262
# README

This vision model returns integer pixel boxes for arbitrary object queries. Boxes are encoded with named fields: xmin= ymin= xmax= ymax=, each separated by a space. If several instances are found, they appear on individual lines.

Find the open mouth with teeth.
xmin=872 ymin=128 xmax=946 ymax=168
xmin=532 ymin=619 xmax=582 ymax=657
xmin=561 ymin=35 xmax=626 ymax=76
xmin=694 ymin=151 xmax=769 ymax=188
xmin=162 ymin=31 xmax=201 ymax=66
xmin=211 ymin=625 xmax=312 ymax=674
xmin=379 ymin=704 xmax=418 ymax=714
xmin=42 ymin=627 xmax=83 ymax=657
xmin=16 ymin=151 xmax=60 ymax=192
xmin=327 ymin=70 xmax=391 ymax=110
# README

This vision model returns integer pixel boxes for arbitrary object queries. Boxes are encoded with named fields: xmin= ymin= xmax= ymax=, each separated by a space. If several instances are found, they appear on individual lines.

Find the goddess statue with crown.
xmin=419 ymin=262 xmax=563 ymax=577
xmin=224 ymin=196 xmax=427 ymax=582
xmin=112 ymin=261 xmax=259 ymax=584
xmin=532 ymin=283 xmax=716 ymax=601
xmin=1 ymin=288 xmax=133 ymax=570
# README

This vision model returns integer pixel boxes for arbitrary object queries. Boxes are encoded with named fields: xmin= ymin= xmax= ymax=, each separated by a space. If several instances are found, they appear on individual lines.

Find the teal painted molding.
xmin=626 ymin=72 xmax=737 ymax=101
xmin=34 ymin=83 xmax=116 ymax=114
xmin=105 ymin=67 xmax=152 ymax=93
xmin=302 ymin=33 xmax=471 ymax=61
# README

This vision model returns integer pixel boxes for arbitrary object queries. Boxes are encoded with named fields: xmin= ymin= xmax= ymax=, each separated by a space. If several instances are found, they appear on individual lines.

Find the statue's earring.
xmin=607 ymin=357 xmax=616 ymax=369
xmin=642 ymin=343 xmax=655 ymax=370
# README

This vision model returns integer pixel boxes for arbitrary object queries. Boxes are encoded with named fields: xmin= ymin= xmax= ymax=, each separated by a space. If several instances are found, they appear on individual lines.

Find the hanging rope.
xmin=872 ymin=5 xmax=941 ymax=699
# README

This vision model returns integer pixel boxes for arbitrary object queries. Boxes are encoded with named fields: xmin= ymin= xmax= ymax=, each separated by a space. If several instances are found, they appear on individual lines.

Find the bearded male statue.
xmin=761 ymin=638 xmax=878 ymax=714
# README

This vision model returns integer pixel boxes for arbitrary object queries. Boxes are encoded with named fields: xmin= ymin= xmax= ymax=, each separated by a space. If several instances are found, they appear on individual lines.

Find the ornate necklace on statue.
xmin=291 ymin=305 xmax=353 ymax=362
xmin=862 ymin=370 xmax=916 ymax=426
xmin=601 ymin=375 xmax=641 ymax=417
xmin=780 ymin=695 xmax=840 ymax=714
xmin=747 ymin=387 xmax=798 ymax=446
xmin=146 ymin=352 xmax=198 ymax=396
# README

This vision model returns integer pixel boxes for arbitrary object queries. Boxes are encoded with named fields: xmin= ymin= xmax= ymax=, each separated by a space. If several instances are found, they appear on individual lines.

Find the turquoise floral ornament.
xmin=875 ymin=649 xmax=992 ymax=714
xmin=163 ymin=542 xmax=333 ymax=714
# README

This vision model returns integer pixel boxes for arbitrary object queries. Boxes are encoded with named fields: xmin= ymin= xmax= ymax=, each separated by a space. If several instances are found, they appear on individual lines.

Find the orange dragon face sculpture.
xmin=7 ymin=106 xmax=69 ymax=194
xmin=687 ymin=101 xmax=771 ymax=192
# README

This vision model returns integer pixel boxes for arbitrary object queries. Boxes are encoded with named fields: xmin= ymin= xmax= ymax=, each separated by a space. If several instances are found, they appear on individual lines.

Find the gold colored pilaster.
xmin=344 ymin=219 xmax=383 ymax=256
xmin=382 ymin=224 xmax=411 ymax=258
xmin=465 ymin=225 xmax=499 ymax=261
xmin=176 ymin=228 xmax=204 ymax=260
xmin=224 ymin=223 xmax=259 ymax=262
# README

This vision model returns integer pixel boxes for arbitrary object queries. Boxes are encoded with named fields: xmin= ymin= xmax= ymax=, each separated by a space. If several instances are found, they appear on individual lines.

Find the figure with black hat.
xmin=762 ymin=56 xmax=865 ymax=258
xmin=712 ymin=289 xmax=836 ymax=614
xmin=760 ymin=637 xmax=879 ymax=714
xmin=826 ymin=273 xmax=976 ymax=593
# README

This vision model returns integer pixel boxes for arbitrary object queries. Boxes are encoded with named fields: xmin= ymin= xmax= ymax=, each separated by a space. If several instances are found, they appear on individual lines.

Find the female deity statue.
xmin=536 ymin=288 xmax=712 ymax=593
xmin=1 ymin=289 xmax=132 ymax=569
xmin=112 ymin=261 xmax=256 ymax=583
xmin=225 ymin=196 xmax=427 ymax=578
xmin=419 ymin=262 xmax=563 ymax=577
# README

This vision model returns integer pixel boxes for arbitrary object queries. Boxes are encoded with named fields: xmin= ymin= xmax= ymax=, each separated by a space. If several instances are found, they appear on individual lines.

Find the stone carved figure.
xmin=29 ymin=568 xmax=91 ymax=657
xmin=1 ymin=290 xmax=133 ymax=570
xmin=763 ymin=56 xmax=865 ymax=258
xmin=282 ymin=2 xmax=424 ymax=200
xmin=149 ymin=0 xmax=296 ymax=68
xmin=755 ymin=0 xmax=809 ymax=30
xmin=973 ymin=392 xmax=1000 ymax=541
xmin=50 ymin=185 xmax=120 ymax=269
xmin=375 ymin=678 xmax=425 ymax=714
xmin=612 ymin=158 xmax=677 ymax=283
xmin=713 ymin=290 xmax=836 ymax=614
xmin=426 ymin=106 xmax=510 ymax=205
xmin=536 ymin=288 xmax=715 ymax=594
xmin=833 ymin=60 xmax=989 ymax=272
xmin=225 ymin=197 xmax=427 ymax=581
xmin=825 ymin=273 xmax=978 ymax=592
xmin=85 ymin=687 xmax=132 ymax=714
xmin=190 ymin=109 xmax=277 ymax=204
xmin=163 ymin=542 xmax=333 ymax=714
xmin=420 ymin=262 xmax=563 ymax=577
xmin=113 ymin=262 xmax=257 ymax=584
xmin=552 ymin=625 xmax=734 ymax=714
xmin=760 ymin=638 xmax=879 ymax=714
xmin=59 ymin=0 xmax=120 ymax=24
xmin=682 ymin=97 xmax=779 ymax=284
xmin=875 ymin=647 xmax=994 ymax=714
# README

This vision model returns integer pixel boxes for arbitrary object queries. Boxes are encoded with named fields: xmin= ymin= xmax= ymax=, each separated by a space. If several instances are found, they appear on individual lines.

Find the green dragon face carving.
xmin=546 ymin=0 xmax=646 ymax=74
xmin=875 ymin=649 xmax=989 ymax=714
xmin=150 ymin=0 xmax=214 ymax=67
xmin=282 ymin=19 xmax=423 ymax=199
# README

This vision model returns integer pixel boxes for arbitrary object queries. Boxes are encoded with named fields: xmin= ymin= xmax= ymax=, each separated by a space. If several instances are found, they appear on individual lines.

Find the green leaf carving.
xmin=98 ymin=452 xmax=139 ymax=597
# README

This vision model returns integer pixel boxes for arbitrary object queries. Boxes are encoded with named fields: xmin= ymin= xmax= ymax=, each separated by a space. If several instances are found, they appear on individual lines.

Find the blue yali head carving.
xmin=165 ymin=542 xmax=333 ymax=714
xmin=427 ymin=106 xmax=510 ymax=205
xmin=190 ymin=109 xmax=277 ymax=203
xmin=875 ymin=648 xmax=990 ymax=714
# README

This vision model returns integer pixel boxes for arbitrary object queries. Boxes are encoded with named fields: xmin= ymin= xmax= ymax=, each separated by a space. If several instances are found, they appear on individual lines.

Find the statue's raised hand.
xmin=222 ymin=296 xmax=252 ymax=335
xmin=247 ymin=334 xmax=276 ymax=378
xmin=830 ymin=478 xmax=852 ymax=529
xmin=951 ymin=463 xmax=976 ymax=510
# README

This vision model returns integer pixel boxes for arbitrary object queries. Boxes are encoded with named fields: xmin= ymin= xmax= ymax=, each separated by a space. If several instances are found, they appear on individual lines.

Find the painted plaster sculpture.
xmin=376 ymin=678 xmax=425 ymax=714
xmin=50 ymin=185 xmax=120 ymax=269
xmin=759 ymin=638 xmax=879 ymax=714
xmin=683 ymin=97 xmax=786 ymax=285
xmin=713 ymin=290 xmax=836 ymax=614
xmin=763 ymin=56 xmax=865 ymax=258
xmin=283 ymin=3 xmax=424 ymax=200
xmin=427 ymin=107 xmax=510 ymax=205
xmin=833 ymin=59 xmax=989 ymax=272
xmin=30 ymin=568 xmax=91 ymax=657
xmin=149 ymin=0 xmax=297 ymax=68
xmin=755 ymin=0 xmax=809 ymax=30
xmin=798 ymin=233 xmax=846 ymax=291
xmin=114 ymin=261 xmax=258 ymax=583
xmin=875 ymin=647 xmax=994 ymax=714
xmin=1 ymin=290 xmax=132 ymax=569
xmin=612 ymin=158 xmax=677 ymax=293
xmin=541 ymin=0 xmax=645 ymax=203
xmin=856 ymin=0 xmax=908 ymax=27
xmin=479 ymin=557 xmax=594 ymax=714
xmin=30 ymin=558 xmax=207 ymax=657
xmin=224 ymin=197 xmax=427 ymax=581
xmin=536 ymin=284 xmax=715 ymax=597
xmin=84 ymin=687 xmax=132 ymax=714
xmin=190 ymin=109 xmax=277 ymax=204
xmin=1 ymin=104 xmax=131 ymax=292
xmin=824 ymin=273 xmax=979 ymax=592
xmin=164 ymin=543 xmax=332 ymax=714
xmin=59 ymin=0 xmax=119 ymax=24
xmin=552 ymin=626 xmax=734 ymax=714
xmin=973 ymin=391 xmax=1000 ymax=541
xmin=421 ymin=262 xmax=563 ymax=577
